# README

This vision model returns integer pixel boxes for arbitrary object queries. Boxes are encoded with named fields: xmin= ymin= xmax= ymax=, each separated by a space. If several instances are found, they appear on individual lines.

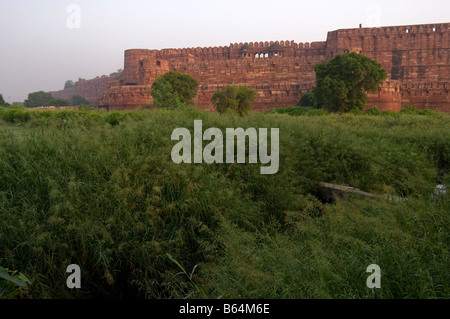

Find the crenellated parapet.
xmin=52 ymin=22 xmax=449 ymax=112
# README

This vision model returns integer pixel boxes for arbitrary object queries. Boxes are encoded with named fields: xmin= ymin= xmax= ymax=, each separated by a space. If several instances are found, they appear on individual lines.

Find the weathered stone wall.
xmin=50 ymin=87 xmax=75 ymax=102
xmin=325 ymin=23 xmax=449 ymax=110
xmin=99 ymin=40 xmax=333 ymax=110
xmin=55 ymin=23 xmax=449 ymax=112
xmin=365 ymin=81 xmax=403 ymax=111
xmin=51 ymin=75 xmax=120 ymax=105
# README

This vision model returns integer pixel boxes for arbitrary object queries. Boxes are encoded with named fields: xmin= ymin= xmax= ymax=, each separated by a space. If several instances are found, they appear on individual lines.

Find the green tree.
xmin=64 ymin=80 xmax=75 ymax=89
xmin=298 ymin=92 xmax=317 ymax=108
xmin=25 ymin=91 xmax=52 ymax=108
xmin=212 ymin=85 xmax=257 ymax=116
xmin=312 ymin=52 xmax=387 ymax=113
xmin=71 ymin=95 xmax=90 ymax=106
xmin=150 ymin=77 xmax=183 ymax=109
xmin=110 ymin=69 xmax=123 ymax=77
xmin=50 ymin=98 xmax=69 ymax=107
xmin=0 ymin=94 xmax=5 ymax=106
xmin=25 ymin=91 xmax=69 ymax=108
xmin=151 ymin=71 xmax=198 ymax=107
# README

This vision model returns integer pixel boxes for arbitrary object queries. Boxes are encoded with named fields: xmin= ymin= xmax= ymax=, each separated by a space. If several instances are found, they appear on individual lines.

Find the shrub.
xmin=366 ymin=107 xmax=382 ymax=115
xmin=298 ymin=92 xmax=317 ymax=108
xmin=212 ymin=85 xmax=256 ymax=116
xmin=266 ymin=106 xmax=328 ymax=117
xmin=349 ymin=108 xmax=363 ymax=115
xmin=0 ymin=107 xmax=31 ymax=123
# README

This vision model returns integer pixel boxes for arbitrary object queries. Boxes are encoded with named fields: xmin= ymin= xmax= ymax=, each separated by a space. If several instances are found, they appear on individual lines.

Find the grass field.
xmin=0 ymin=106 xmax=449 ymax=299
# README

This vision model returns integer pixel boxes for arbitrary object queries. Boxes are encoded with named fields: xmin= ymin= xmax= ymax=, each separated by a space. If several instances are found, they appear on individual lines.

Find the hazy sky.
xmin=1 ymin=0 xmax=449 ymax=103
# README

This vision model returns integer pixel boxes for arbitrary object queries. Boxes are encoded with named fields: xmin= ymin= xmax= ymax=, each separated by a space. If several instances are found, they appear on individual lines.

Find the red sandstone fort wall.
xmin=51 ymin=75 xmax=120 ymax=105
xmin=326 ymin=23 xmax=449 ymax=111
xmin=99 ymin=39 xmax=332 ymax=110
xmin=52 ymin=23 xmax=449 ymax=112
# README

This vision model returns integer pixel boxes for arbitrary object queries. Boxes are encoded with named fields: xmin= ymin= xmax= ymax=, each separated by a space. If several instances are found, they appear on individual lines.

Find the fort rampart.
xmin=51 ymin=23 xmax=449 ymax=112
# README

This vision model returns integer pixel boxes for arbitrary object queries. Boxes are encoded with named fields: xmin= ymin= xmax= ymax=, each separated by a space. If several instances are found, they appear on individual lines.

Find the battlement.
xmin=327 ymin=23 xmax=449 ymax=39
xmin=326 ymin=23 xmax=449 ymax=60
xmin=51 ymin=22 xmax=449 ymax=112
xmin=138 ymin=39 xmax=329 ymax=62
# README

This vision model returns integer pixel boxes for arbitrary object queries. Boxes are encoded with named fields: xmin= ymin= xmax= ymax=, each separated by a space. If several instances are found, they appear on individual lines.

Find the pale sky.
xmin=1 ymin=0 xmax=449 ymax=103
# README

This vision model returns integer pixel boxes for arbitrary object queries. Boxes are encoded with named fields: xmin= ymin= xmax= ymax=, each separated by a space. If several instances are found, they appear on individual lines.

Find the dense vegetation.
xmin=212 ymin=85 xmax=257 ymax=117
xmin=70 ymin=95 xmax=90 ymax=106
xmin=0 ymin=105 xmax=448 ymax=299
xmin=20 ymin=91 xmax=91 ymax=108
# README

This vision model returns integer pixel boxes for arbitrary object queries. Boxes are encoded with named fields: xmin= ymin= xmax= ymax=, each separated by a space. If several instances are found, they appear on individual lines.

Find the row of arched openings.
xmin=242 ymin=52 xmax=283 ymax=58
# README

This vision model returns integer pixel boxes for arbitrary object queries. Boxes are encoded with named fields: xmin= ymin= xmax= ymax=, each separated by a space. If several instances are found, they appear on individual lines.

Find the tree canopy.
xmin=25 ymin=91 xmax=69 ymax=108
xmin=312 ymin=52 xmax=387 ymax=112
xmin=109 ymin=69 xmax=123 ymax=77
xmin=150 ymin=77 xmax=183 ymax=109
xmin=298 ymin=92 xmax=317 ymax=108
xmin=150 ymin=71 xmax=199 ymax=108
xmin=0 ymin=94 xmax=5 ymax=106
xmin=211 ymin=85 xmax=257 ymax=116
xmin=64 ymin=80 xmax=75 ymax=89
xmin=71 ymin=95 xmax=90 ymax=106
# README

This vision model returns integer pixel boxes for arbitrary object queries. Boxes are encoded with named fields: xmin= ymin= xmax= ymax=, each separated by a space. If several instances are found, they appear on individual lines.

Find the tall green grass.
xmin=0 ymin=107 xmax=449 ymax=299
